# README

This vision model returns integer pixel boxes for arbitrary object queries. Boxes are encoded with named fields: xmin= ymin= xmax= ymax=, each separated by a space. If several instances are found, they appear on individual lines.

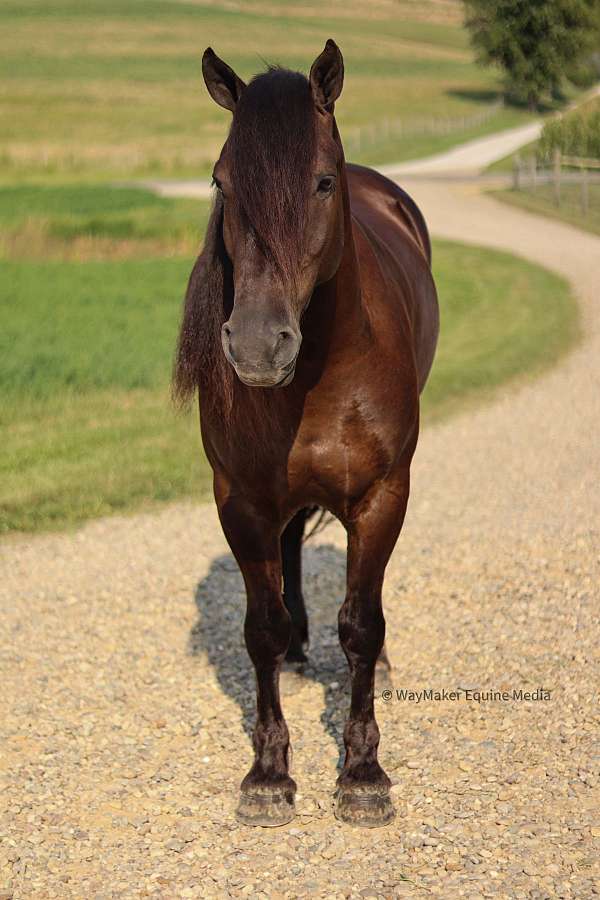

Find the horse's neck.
xmin=302 ymin=218 xmax=366 ymax=366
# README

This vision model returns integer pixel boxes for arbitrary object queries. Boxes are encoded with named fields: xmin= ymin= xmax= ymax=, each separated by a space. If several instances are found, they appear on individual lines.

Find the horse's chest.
xmin=206 ymin=357 xmax=417 ymax=517
xmin=286 ymin=398 xmax=396 ymax=509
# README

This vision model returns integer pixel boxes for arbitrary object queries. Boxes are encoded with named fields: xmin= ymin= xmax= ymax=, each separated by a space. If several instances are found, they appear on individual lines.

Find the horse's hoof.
xmin=236 ymin=786 xmax=295 ymax=827
xmin=334 ymin=784 xmax=395 ymax=828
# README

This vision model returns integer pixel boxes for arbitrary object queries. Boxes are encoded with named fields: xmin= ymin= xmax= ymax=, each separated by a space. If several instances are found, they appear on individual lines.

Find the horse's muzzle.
xmin=231 ymin=353 xmax=298 ymax=388
xmin=221 ymin=319 xmax=301 ymax=388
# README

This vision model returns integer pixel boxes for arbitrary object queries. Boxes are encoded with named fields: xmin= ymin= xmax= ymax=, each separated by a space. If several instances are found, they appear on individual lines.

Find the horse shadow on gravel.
xmin=188 ymin=544 xmax=351 ymax=768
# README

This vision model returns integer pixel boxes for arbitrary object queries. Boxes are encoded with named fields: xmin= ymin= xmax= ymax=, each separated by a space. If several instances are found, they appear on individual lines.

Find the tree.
xmin=463 ymin=0 xmax=600 ymax=110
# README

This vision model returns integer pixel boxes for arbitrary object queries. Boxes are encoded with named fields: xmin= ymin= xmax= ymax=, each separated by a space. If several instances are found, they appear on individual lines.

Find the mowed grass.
xmin=424 ymin=242 xmax=578 ymax=418
xmin=0 ymin=183 xmax=210 ymax=258
xmin=0 ymin=185 xmax=578 ymax=534
xmin=1 ymin=252 xmax=206 ymax=534
xmin=0 ymin=0 xmax=534 ymax=180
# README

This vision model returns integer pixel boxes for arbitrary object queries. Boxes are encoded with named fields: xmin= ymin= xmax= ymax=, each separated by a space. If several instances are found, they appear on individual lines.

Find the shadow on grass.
xmin=446 ymin=87 xmax=560 ymax=113
xmin=188 ymin=543 xmax=352 ymax=769
xmin=446 ymin=87 xmax=501 ymax=105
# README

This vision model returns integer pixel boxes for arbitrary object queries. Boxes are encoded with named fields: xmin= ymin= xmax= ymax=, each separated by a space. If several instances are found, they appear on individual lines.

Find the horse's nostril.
xmin=272 ymin=328 xmax=299 ymax=369
xmin=277 ymin=328 xmax=298 ymax=345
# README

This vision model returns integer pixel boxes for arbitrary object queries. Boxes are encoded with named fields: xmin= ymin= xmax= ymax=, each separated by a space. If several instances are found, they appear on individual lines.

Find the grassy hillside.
xmin=0 ymin=0 xmax=534 ymax=181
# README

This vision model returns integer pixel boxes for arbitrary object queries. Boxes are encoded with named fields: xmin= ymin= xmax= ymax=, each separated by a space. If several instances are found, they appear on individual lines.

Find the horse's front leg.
xmin=336 ymin=470 xmax=410 ymax=827
xmin=217 ymin=494 xmax=295 ymax=827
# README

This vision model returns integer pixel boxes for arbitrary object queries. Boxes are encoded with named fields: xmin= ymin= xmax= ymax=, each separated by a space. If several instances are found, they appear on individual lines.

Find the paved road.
xmin=2 ymin=148 xmax=599 ymax=895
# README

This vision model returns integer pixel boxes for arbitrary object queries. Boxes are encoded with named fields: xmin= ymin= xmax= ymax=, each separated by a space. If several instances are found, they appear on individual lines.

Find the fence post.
xmin=581 ymin=165 xmax=589 ymax=217
xmin=529 ymin=155 xmax=537 ymax=192
xmin=513 ymin=153 xmax=521 ymax=190
xmin=553 ymin=149 xmax=561 ymax=207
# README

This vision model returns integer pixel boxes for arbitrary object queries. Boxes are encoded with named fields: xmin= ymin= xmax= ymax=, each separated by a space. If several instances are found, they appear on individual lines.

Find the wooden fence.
xmin=343 ymin=99 xmax=504 ymax=157
xmin=513 ymin=150 xmax=600 ymax=216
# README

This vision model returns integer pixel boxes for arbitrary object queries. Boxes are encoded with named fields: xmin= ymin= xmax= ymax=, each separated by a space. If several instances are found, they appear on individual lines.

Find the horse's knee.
xmin=338 ymin=592 xmax=385 ymax=664
xmin=244 ymin=597 xmax=291 ymax=664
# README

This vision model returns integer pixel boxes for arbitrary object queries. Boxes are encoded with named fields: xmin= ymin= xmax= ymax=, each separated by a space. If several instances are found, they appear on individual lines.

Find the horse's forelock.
xmin=228 ymin=67 xmax=317 ymax=285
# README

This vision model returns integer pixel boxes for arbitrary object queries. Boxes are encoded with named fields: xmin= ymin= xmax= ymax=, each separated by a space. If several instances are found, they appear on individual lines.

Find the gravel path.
xmin=381 ymin=84 xmax=600 ymax=177
xmin=378 ymin=122 xmax=542 ymax=176
xmin=1 ymin=179 xmax=599 ymax=899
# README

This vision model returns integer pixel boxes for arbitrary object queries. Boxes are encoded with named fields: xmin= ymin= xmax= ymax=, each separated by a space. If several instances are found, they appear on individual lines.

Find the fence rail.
xmin=343 ymin=99 xmax=504 ymax=157
xmin=561 ymin=154 xmax=600 ymax=170
xmin=513 ymin=149 xmax=600 ymax=216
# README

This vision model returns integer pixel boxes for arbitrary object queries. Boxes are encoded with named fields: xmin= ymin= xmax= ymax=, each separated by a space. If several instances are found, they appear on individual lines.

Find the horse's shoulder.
xmin=346 ymin=163 xmax=431 ymax=264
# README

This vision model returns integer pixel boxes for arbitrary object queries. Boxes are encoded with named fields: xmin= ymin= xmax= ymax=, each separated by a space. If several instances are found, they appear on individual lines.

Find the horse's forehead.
xmin=315 ymin=122 xmax=340 ymax=165
xmin=217 ymin=116 xmax=337 ymax=170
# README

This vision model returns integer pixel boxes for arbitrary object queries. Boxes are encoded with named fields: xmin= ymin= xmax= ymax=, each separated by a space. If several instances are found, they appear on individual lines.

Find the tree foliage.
xmin=463 ymin=0 xmax=600 ymax=109
xmin=538 ymin=99 xmax=600 ymax=159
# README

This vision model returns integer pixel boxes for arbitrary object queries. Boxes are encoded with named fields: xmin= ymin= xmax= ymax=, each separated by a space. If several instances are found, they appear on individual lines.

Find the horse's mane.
xmin=172 ymin=66 xmax=318 ymax=426
xmin=172 ymin=194 xmax=235 ymax=414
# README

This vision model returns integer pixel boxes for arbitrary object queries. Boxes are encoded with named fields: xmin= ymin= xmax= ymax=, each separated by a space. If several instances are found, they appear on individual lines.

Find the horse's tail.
xmin=302 ymin=506 xmax=335 ymax=543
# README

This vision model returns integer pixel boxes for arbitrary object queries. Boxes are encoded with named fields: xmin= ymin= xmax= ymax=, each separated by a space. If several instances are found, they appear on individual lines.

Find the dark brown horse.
xmin=174 ymin=40 xmax=439 ymax=828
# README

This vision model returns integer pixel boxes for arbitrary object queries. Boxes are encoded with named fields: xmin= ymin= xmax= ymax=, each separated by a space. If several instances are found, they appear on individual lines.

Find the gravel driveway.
xmin=1 ymin=178 xmax=599 ymax=899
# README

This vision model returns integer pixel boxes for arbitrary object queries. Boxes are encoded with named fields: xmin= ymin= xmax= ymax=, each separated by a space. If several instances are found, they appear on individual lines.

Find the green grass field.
xmin=0 ymin=185 xmax=579 ymax=534
xmin=0 ymin=0 xmax=535 ymax=181
xmin=0 ymin=183 xmax=210 ymax=259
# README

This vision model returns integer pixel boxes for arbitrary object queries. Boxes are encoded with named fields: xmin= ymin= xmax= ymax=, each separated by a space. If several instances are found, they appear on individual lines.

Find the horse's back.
xmin=346 ymin=163 xmax=439 ymax=392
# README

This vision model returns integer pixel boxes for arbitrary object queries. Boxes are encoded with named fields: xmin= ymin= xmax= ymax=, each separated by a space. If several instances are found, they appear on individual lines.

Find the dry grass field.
xmin=0 ymin=0 xmax=534 ymax=180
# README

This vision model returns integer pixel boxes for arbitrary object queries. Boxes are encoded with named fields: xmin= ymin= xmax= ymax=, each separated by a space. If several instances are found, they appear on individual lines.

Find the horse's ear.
xmin=202 ymin=48 xmax=245 ymax=112
xmin=309 ymin=39 xmax=344 ymax=112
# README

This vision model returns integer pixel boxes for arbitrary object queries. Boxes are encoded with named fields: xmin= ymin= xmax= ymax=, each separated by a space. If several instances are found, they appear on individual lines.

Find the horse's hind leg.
xmin=281 ymin=508 xmax=310 ymax=663
xmin=375 ymin=641 xmax=393 ymax=692
xmin=335 ymin=470 xmax=410 ymax=827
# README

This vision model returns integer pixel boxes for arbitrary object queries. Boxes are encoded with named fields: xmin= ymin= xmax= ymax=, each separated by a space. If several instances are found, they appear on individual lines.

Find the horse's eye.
xmin=211 ymin=176 xmax=223 ymax=194
xmin=317 ymin=176 xmax=335 ymax=197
